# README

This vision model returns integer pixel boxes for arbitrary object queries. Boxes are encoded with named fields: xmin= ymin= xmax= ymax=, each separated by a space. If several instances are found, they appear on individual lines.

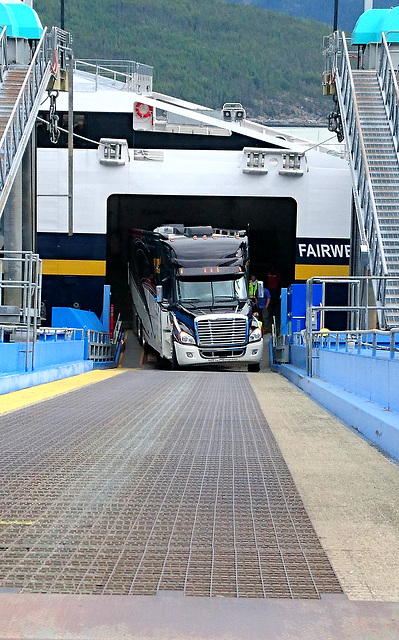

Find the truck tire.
xmin=248 ymin=362 xmax=260 ymax=372
xmin=137 ymin=320 xmax=144 ymax=346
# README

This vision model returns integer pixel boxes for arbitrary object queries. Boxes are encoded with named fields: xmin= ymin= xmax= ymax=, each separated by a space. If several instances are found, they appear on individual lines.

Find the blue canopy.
xmin=0 ymin=1 xmax=43 ymax=39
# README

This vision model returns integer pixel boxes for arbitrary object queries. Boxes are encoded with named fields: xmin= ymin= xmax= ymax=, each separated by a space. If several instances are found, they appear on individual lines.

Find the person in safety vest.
xmin=249 ymin=274 xmax=259 ymax=310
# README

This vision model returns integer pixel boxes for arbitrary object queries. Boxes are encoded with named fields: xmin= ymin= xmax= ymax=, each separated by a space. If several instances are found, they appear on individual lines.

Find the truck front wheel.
xmin=137 ymin=320 xmax=144 ymax=346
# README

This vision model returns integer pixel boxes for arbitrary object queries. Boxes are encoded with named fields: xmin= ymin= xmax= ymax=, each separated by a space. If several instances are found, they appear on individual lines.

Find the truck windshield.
xmin=176 ymin=276 xmax=248 ymax=304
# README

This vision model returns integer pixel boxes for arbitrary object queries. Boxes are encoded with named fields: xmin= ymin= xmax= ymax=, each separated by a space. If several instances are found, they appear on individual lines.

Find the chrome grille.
xmin=196 ymin=316 xmax=247 ymax=346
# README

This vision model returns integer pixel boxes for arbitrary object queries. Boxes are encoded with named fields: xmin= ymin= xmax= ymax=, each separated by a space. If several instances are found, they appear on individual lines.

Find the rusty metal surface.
xmin=1 ymin=592 xmax=399 ymax=640
xmin=0 ymin=370 xmax=341 ymax=599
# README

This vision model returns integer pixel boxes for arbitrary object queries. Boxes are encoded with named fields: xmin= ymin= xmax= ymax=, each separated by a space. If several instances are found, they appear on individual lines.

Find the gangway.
xmin=0 ymin=25 xmax=70 ymax=219
xmin=323 ymin=30 xmax=399 ymax=327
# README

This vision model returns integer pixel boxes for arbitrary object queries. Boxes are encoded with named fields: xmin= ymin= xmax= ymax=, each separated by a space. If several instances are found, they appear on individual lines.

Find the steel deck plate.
xmin=0 ymin=370 xmax=341 ymax=598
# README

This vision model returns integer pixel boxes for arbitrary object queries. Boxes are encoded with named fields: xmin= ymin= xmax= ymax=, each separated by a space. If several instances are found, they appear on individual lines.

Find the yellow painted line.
xmin=295 ymin=264 xmax=350 ymax=280
xmin=42 ymin=259 xmax=106 ymax=276
xmin=0 ymin=520 xmax=35 ymax=526
xmin=0 ymin=369 xmax=127 ymax=416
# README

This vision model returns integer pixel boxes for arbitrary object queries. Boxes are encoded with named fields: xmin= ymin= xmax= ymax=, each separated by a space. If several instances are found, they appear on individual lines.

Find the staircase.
xmin=352 ymin=70 xmax=399 ymax=325
xmin=323 ymin=31 xmax=399 ymax=328
xmin=0 ymin=28 xmax=57 ymax=218
xmin=0 ymin=66 xmax=29 ymax=136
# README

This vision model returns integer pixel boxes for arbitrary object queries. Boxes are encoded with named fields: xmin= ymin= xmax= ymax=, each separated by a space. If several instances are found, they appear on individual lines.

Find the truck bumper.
xmin=174 ymin=340 xmax=264 ymax=366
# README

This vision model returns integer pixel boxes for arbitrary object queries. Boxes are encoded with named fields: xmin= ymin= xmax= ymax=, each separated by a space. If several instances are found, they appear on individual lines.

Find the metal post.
xmin=364 ymin=1 xmax=373 ymax=11
xmin=22 ymin=134 xmax=35 ymax=252
xmin=61 ymin=0 xmax=65 ymax=30
xmin=305 ymin=279 xmax=312 ymax=376
xmin=3 ymin=165 xmax=23 ymax=307
xmin=333 ymin=0 xmax=339 ymax=32
xmin=67 ymin=48 xmax=74 ymax=235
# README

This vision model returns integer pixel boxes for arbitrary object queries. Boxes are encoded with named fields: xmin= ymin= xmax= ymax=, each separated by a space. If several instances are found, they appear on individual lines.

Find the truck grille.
xmin=196 ymin=316 xmax=247 ymax=346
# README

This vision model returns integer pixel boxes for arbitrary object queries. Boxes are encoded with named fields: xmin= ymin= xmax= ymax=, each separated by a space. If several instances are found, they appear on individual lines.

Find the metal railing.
xmin=86 ymin=329 xmax=116 ymax=362
xmin=379 ymin=32 xmax=399 ymax=152
xmin=74 ymin=59 xmax=153 ymax=93
xmin=304 ymin=276 xmax=399 ymax=375
xmin=0 ymin=26 xmax=7 ymax=83
xmin=0 ymin=251 xmax=42 ymax=371
xmin=0 ymin=26 xmax=71 ymax=217
xmin=37 ymin=327 xmax=84 ymax=341
xmin=0 ymin=28 xmax=52 ymax=215
xmin=294 ymin=327 xmax=399 ymax=360
xmin=324 ymin=32 xmax=389 ymax=305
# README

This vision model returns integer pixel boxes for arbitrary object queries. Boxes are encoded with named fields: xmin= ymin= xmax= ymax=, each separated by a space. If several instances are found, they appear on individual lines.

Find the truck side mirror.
xmin=257 ymin=281 xmax=264 ymax=299
xmin=156 ymin=285 xmax=163 ymax=303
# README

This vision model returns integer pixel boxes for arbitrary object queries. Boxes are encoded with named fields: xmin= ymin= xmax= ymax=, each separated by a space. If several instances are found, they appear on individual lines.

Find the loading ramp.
xmin=0 ymin=362 xmax=398 ymax=638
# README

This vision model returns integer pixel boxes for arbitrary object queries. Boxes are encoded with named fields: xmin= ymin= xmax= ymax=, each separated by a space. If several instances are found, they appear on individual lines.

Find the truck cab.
xmin=128 ymin=225 xmax=264 ymax=371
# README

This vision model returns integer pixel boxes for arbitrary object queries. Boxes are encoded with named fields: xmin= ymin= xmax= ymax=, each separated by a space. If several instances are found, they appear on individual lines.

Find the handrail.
xmin=379 ymin=32 xmax=399 ymax=152
xmin=0 ymin=251 xmax=42 ymax=371
xmin=0 ymin=27 xmax=52 ymax=213
xmin=295 ymin=327 xmax=399 ymax=361
xmin=74 ymin=59 xmax=153 ymax=92
xmin=0 ymin=27 xmax=49 ymax=150
xmin=339 ymin=34 xmax=388 ymax=277
xmin=0 ymin=26 xmax=7 ymax=83
xmin=304 ymin=275 xmax=399 ymax=375
xmin=324 ymin=31 xmax=391 ymax=314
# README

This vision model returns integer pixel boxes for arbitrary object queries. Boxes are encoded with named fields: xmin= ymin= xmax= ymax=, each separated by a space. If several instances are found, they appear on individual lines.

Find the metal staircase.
xmin=352 ymin=69 xmax=399 ymax=325
xmin=0 ymin=26 xmax=70 ymax=218
xmin=324 ymin=31 xmax=399 ymax=327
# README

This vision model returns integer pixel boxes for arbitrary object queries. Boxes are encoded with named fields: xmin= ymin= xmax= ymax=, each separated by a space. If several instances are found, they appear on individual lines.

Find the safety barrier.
xmin=74 ymin=59 xmax=153 ymax=93
xmin=85 ymin=329 xmax=116 ymax=363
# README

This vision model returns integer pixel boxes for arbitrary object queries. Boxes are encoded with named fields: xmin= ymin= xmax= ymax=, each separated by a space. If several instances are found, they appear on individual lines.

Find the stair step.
xmin=370 ymin=171 xmax=399 ymax=176
xmin=367 ymin=151 xmax=397 ymax=156
xmin=362 ymin=132 xmax=391 ymax=138
xmin=365 ymin=142 xmax=394 ymax=147
xmin=365 ymin=140 xmax=394 ymax=145
xmin=368 ymin=161 xmax=398 ymax=167
xmin=380 ymin=225 xmax=399 ymax=232
xmin=358 ymin=106 xmax=385 ymax=111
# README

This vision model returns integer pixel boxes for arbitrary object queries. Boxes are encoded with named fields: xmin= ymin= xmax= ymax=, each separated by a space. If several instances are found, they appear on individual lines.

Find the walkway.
xmin=0 ymin=357 xmax=397 ymax=638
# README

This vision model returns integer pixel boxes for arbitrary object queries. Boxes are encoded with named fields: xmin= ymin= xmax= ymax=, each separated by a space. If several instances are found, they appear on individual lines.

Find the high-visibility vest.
xmin=249 ymin=280 xmax=258 ymax=297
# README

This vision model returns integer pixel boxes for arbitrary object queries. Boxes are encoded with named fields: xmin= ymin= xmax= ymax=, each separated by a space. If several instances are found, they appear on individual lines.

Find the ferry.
xmin=36 ymin=61 xmax=352 ymax=321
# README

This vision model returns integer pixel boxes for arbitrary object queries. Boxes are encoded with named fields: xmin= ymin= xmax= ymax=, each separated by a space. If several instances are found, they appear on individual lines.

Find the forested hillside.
xmin=35 ymin=0 xmax=334 ymax=124
xmin=223 ymin=0 xmax=396 ymax=32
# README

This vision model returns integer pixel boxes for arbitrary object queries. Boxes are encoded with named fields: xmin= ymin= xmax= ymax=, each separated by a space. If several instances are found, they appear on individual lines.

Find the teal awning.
xmin=0 ymin=1 xmax=43 ymax=39
xmin=351 ymin=9 xmax=391 ymax=44
xmin=380 ymin=7 xmax=399 ymax=43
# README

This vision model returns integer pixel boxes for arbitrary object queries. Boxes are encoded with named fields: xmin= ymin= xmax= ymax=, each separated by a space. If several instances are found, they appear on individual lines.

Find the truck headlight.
xmin=179 ymin=331 xmax=196 ymax=345
xmin=249 ymin=327 xmax=262 ymax=342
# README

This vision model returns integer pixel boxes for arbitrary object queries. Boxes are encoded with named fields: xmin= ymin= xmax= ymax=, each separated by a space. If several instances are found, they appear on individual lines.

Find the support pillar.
xmin=22 ymin=133 xmax=36 ymax=252
xmin=3 ymin=164 xmax=23 ymax=306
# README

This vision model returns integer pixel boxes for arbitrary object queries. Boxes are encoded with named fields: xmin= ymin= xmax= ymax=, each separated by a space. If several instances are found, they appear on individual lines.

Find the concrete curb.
xmin=280 ymin=363 xmax=399 ymax=462
xmin=0 ymin=361 xmax=94 ymax=396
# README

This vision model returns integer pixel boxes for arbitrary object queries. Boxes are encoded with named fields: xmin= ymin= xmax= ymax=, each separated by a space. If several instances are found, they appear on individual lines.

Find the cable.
xmin=36 ymin=115 xmax=101 ymax=146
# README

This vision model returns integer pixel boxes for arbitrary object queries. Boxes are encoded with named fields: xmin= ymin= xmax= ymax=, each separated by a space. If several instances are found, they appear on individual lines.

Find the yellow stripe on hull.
xmin=42 ymin=260 xmax=106 ymax=276
xmin=295 ymin=264 xmax=350 ymax=280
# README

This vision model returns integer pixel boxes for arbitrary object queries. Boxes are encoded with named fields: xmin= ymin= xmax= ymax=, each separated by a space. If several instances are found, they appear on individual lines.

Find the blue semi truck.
xmin=128 ymin=225 xmax=264 ymax=371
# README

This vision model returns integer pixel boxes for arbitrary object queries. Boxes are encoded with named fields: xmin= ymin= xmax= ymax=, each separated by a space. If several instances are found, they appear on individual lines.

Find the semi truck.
xmin=128 ymin=225 xmax=264 ymax=371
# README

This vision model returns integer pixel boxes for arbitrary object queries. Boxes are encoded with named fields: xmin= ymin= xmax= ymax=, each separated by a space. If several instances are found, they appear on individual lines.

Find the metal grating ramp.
xmin=0 ymin=371 xmax=342 ymax=598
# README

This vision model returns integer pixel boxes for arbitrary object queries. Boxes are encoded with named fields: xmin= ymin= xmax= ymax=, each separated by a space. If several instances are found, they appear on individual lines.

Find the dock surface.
xmin=0 ymin=339 xmax=398 ymax=638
